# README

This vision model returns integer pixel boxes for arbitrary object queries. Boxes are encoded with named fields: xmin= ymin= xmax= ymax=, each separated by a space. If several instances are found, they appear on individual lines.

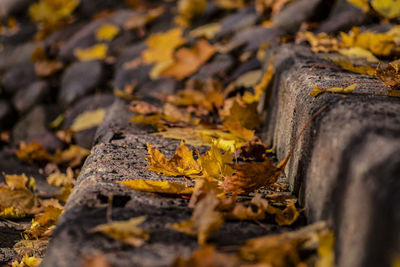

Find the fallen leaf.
xmin=315 ymin=230 xmax=335 ymax=267
xmin=371 ymin=0 xmax=400 ymax=19
xmin=124 ymin=7 xmax=164 ymax=30
xmin=47 ymin=168 xmax=74 ymax=187
xmin=129 ymin=101 xmax=162 ymax=115
xmin=176 ymin=0 xmax=207 ymax=26
xmin=153 ymin=127 xmax=213 ymax=147
xmin=296 ymin=31 xmax=340 ymax=53
xmin=338 ymin=47 xmax=379 ymax=63
xmin=142 ymin=28 xmax=186 ymax=78
xmin=56 ymin=184 xmax=73 ymax=202
xmin=74 ymin=44 xmax=108 ymax=61
xmin=70 ymin=108 xmax=105 ymax=132
xmin=171 ymin=191 xmax=224 ymax=245
xmin=329 ymin=58 xmax=376 ymax=76
xmin=145 ymin=142 xmax=201 ymax=176
xmin=0 ymin=187 xmax=40 ymax=216
xmin=189 ymin=23 xmax=221 ymax=39
xmin=92 ymin=217 xmax=149 ymax=247
xmin=95 ymin=24 xmax=120 ymax=41
xmin=4 ymin=173 xmax=29 ymax=190
xmin=53 ymin=145 xmax=90 ymax=168
xmin=161 ymin=40 xmax=216 ymax=80
xmin=242 ymin=59 xmax=274 ymax=104
xmin=239 ymin=136 xmax=267 ymax=161
xmin=376 ymin=59 xmax=400 ymax=89
xmin=199 ymin=144 xmax=234 ymax=180
xmin=309 ymin=83 xmax=357 ymax=97
xmin=188 ymin=178 xmax=224 ymax=208
xmin=223 ymin=100 xmax=261 ymax=130
xmin=84 ymin=253 xmax=111 ymax=267
xmin=16 ymin=142 xmax=53 ymax=164
xmin=119 ymin=179 xmax=194 ymax=194
xmin=234 ymin=70 xmax=263 ymax=88
xmin=24 ymin=205 xmax=63 ymax=239
xmin=12 ymin=254 xmax=42 ymax=267
xmin=213 ymin=0 xmax=245 ymax=10
xmin=172 ymin=246 xmax=240 ymax=267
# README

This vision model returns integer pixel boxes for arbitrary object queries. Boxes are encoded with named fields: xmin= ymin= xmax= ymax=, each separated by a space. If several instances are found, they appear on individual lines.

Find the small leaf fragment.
xmin=74 ymin=44 xmax=108 ymax=61
xmin=309 ymin=84 xmax=357 ymax=97
xmin=119 ymin=179 xmax=194 ymax=194
xmin=95 ymin=24 xmax=120 ymax=41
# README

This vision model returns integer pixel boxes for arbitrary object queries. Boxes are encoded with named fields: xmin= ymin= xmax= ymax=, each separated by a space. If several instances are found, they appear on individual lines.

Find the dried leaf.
xmin=95 ymin=24 xmax=120 ymax=41
xmin=188 ymin=178 xmax=224 ymax=208
xmin=47 ymin=168 xmax=74 ymax=187
xmin=161 ymin=40 xmax=216 ymax=80
xmin=199 ymin=144 xmax=234 ymax=180
xmin=12 ymin=254 xmax=42 ymax=267
xmin=172 ymin=246 xmax=239 ymax=267
xmin=154 ymin=127 xmax=213 ymax=147
xmin=25 ymin=206 xmax=63 ymax=239
xmin=119 ymin=179 xmax=194 ymax=194
xmin=176 ymin=0 xmax=207 ymax=26
xmin=124 ymin=7 xmax=164 ymax=30
xmin=242 ymin=59 xmax=274 ymax=104
xmin=35 ymin=60 xmax=64 ymax=77
xmin=171 ymin=191 xmax=224 ymax=245
xmin=338 ymin=47 xmax=379 ymax=63
xmin=129 ymin=101 xmax=162 ymax=115
xmin=371 ymin=0 xmax=400 ymax=19
xmin=92 ymin=217 xmax=149 ymax=247
xmin=329 ymin=58 xmax=376 ymax=76
xmin=221 ymin=159 xmax=280 ymax=194
xmin=376 ymin=59 xmax=400 ymax=89
xmin=74 ymin=44 xmax=108 ymax=61
xmin=223 ymin=100 xmax=261 ymax=130
xmin=53 ymin=145 xmax=90 ymax=168
xmin=145 ymin=141 xmax=202 ymax=176
xmin=70 ymin=108 xmax=105 ymax=132
xmin=239 ymin=136 xmax=267 ymax=161
xmin=56 ymin=185 xmax=73 ymax=202
xmin=296 ymin=31 xmax=340 ymax=53
xmin=189 ymin=23 xmax=221 ymax=39
xmin=0 ymin=187 xmax=40 ymax=216
xmin=315 ymin=230 xmax=335 ymax=267
xmin=234 ymin=70 xmax=263 ymax=88
xmin=16 ymin=142 xmax=53 ymax=164
xmin=309 ymin=84 xmax=357 ymax=97
xmin=4 ymin=173 xmax=29 ymax=190
xmin=213 ymin=0 xmax=245 ymax=10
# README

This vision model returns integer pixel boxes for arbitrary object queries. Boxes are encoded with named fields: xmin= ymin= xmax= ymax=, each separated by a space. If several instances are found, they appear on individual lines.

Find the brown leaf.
xmin=239 ymin=136 xmax=267 ymax=161
xmin=172 ymin=246 xmax=240 ymax=267
xmin=129 ymin=101 xmax=162 ymax=115
xmin=376 ymin=59 xmax=400 ymax=89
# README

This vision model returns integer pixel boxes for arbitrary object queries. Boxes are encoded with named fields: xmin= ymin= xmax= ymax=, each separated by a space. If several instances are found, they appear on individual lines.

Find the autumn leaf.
xmin=56 ymin=185 xmax=73 ymax=202
xmin=315 ymin=230 xmax=335 ymax=267
xmin=24 ymin=205 xmax=63 ymax=239
xmin=239 ymin=136 xmax=268 ymax=161
xmin=234 ymin=70 xmax=263 ymax=88
xmin=70 ymin=108 xmax=105 ymax=132
xmin=92 ymin=217 xmax=149 ymax=247
xmin=47 ymin=168 xmax=74 ymax=187
xmin=376 ymin=59 xmax=400 ymax=89
xmin=223 ymin=120 xmax=254 ymax=142
xmin=296 ymin=31 xmax=340 ymax=53
xmin=199 ymin=144 xmax=234 ymax=181
xmin=347 ymin=0 xmax=370 ymax=12
xmin=142 ymin=28 xmax=186 ymax=78
xmin=119 ymin=179 xmax=194 ymax=194
xmin=309 ymin=83 xmax=357 ymax=97
xmin=338 ymin=47 xmax=379 ymax=63
xmin=154 ymin=127 xmax=213 ymax=147
xmin=74 ymin=44 xmax=108 ymax=61
xmin=161 ymin=40 xmax=216 ymax=80
xmin=129 ymin=101 xmax=162 ymax=115
xmin=4 ymin=173 xmax=29 ymax=190
xmin=188 ymin=178 xmax=224 ymax=208
xmin=16 ymin=142 xmax=53 ymax=164
xmin=223 ymin=100 xmax=261 ymax=130
xmin=53 ymin=145 xmax=90 ymax=168
xmin=189 ymin=23 xmax=221 ymax=39
xmin=242 ymin=59 xmax=274 ymax=104
xmin=175 ymin=0 xmax=207 ymax=26
xmin=329 ymin=58 xmax=376 ymax=76
xmin=370 ymin=0 xmax=400 ymax=19
xmin=145 ymin=142 xmax=202 ymax=176
xmin=213 ymin=0 xmax=245 ymax=10
xmin=95 ymin=24 xmax=120 ymax=41
xmin=172 ymin=246 xmax=240 ymax=267
xmin=124 ymin=7 xmax=164 ymax=30
xmin=35 ymin=60 xmax=64 ymax=77
xmin=0 ymin=187 xmax=40 ymax=216
xmin=171 ymin=191 xmax=224 ymax=245
xmin=12 ymin=254 xmax=42 ymax=267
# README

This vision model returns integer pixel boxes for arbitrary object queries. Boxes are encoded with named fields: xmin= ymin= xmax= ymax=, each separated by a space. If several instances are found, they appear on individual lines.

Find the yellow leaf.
xmin=4 ymin=173 xmax=29 ymax=190
xmin=315 ymin=230 xmax=335 ymax=267
xmin=213 ymin=0 xmax=245 ymax=10
xmin=161 ymin=40 xmax=216 ymax=80
xmin=12 ymin=254 xmax=42 ymax=267
xmin=376 ymin=59 xmax=400 ymax=89
xmin=234 ymin=70 xmax=263 ymax=88
xmin=92 ymin=217 xmax=149 ymax=247
xmin=95 ymin=24 xmax=120 ymax=41
xmin=0 ymin=207 xmax=26 ymax=219
xmin=199 ymin=144 xmax=234 ymax=180
xmin=189 ymin=23 xmax=221 ymax=39
xmin=338 ymin=47 xmax=379 ymax=63
xmin=347 ymin=0 xmax=370 ymax=12
xmin=329 ymin=58 xmax=376 ymax=76
xmin=371 ymin=0 xmax=400 ymax=19
xmin=171 ymin=191 xmax=224 ymax=245
xmin=243 ymin=59 xmax=274 ymax=104
xmin=176 ymin=0 xmax=207 ymax=26
xmin=145 ymin=141 xmax=202 ymax=176
xmin=25 ymin=205 xmax=63 ymax=239
xmin=56 ymin=185 xmax=73 ymax=202
xmin=0 ymin=187 xmax=40 ymax=215
xmin=16 ymin=141 xmax=53 ymax=164
xmin=130 ymin=114 xmax=181 ymax=131
xmin=309 ymin=84 xmax=357 ymax=97
xmin=142 ymin=28 xmax=186 ymax=78
xmin=53 ymin=145 xmax=90 ymax=168
xmin=70 ymin=108 xmax=105 ymax=132
xmin=47 ymin=168 xmax=74 ymax=187
xmin=119 ymin=179 xmax=194 ymax=194
xmin=74 ymin=44 xmax=108 ymax=61
xmin=154 ymin=127 xmax=213 ymax=147
xmin=296 ymin=31 xmax=340 ymax=53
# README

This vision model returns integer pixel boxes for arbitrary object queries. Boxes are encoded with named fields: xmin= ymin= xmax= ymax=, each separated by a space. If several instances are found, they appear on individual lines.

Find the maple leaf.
xmin=145 ymin=142 xmax=202 ymax=176
xmin=92 ymin=217 xmax=149 ymax=247
xmin=188 ymin=178 xmax=224 ymax=208
xmin=70 ymin=108 xmax=105 ymax=132
xmin=175 ymin=0 xmax=207 ymax=26
xmin=95 ymin=24 xmax=120 ymax=41
xmin=16 ymin=142 xmax=53 ymax=164
xmin=171 ymin=191 xmax=224 ymax=245
xmin=223 ymin=100 xmax=261 ymax=130
xmin=309 ymin=84 xmax=357 ymax=97
xmin=119 ymin=179 xmax=194 ymax=194
xmin=376 ymin=59 xmax=400 ymax=90
xmin=4 ymin=173 xmax=30 ymax=190
xmin=24 ymin=205 xmax=63 ymax=239
xmin=142 ymin=28 xmax=186 ymax=78
xmin=74 ymin=44 xmax=108 ymax=61
xmin=161 ymin=40 xmax=216 ymax=80
xmin=199 ymin=144 xmax=234 ymax=180
xmin=56 ymin=185 xmax=73 ymax=202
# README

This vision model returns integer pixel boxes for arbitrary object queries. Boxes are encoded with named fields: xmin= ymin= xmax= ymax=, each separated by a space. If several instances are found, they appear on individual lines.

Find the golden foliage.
xmin=95 ymin=24 xmax=120 ymax=41
xmin=199 ymin=144 xmax=234 ymax=180
xmin=376 ymin=59 xmax=400 ymax=89
xmin=70 ymin=108 xmax=105 ymax=132
xmin=371 ymin=0 xmax=400 ymax=19
xmin=119 ymin=179 xmax=194 ymax=194
xmin=145 ymin=142 xmax=202 ymax=176
xmin=329 ymin=58 xmax=376 ymax=76
xmin=309 ymin=83 xmax=357 ymax=97
xmin=25 ymin=206 xmax=63 ymax=239
xmin=176 ymin=0 xmax=207 ymax=26
xmin=12 ymin=254 xmax=42 ymax=267
xmin=74 ymin=44 xmax=108 ymax=61
xmin=124 ymin=7 xmax=164 ymax=30
xmin=92 ymin=217 xmax=149 ymax=247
